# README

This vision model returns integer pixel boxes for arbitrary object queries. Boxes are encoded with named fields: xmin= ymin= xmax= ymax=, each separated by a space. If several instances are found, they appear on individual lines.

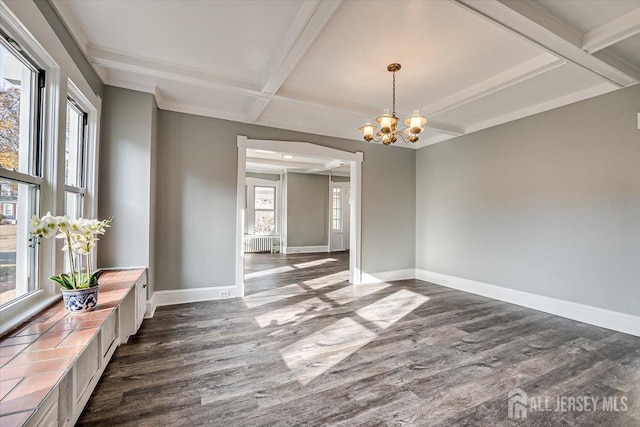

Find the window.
xmin=0 ymin=36 xmax=44 ymax=306
xmin=3 ymin=203 xmax=14 ymax=216
xmin=254 ymin=186 xmax=276 ymax=234
xmin=64 ymin=98 xmax=87 ymax=219
xmin=332 ymin=187 xmax=341 ymax=231
xmin=63 ymin=99 xmax=87 ymax=272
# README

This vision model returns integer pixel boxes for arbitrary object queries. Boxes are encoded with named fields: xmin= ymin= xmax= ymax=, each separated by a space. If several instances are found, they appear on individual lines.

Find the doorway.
xmin=236 ymin=136 xmax=363 ymax=297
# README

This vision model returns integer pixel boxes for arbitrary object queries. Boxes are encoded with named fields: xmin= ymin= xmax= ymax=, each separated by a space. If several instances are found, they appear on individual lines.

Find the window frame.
xmin=0 ymin=31 xmax=45 ymax=312
xmin=0 ymin=6 xmax=101 ymax=335
xmin=64 ymin=96 xmax=88 ymax=217
xmin=253 ymin=185 xmax=277 ymax=235
xmin=245 ymin=177 xmax=281 ymax=237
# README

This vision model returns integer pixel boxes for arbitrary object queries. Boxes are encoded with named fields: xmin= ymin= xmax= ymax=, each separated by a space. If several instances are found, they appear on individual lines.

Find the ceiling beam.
xmin=464 ymin=82 xmax=614 ymax=134
xmin=245 ymin=0 xmax=342 ymax=123
xmin=581 ymin=8 xmax=640 ymax=54
xmin=453 ymin=0 xmax=640 ymax=87
xmin=90 ymin=44 xmax=463 ymax=138
xmin=421 ymin=54 xmax=565 ymax=117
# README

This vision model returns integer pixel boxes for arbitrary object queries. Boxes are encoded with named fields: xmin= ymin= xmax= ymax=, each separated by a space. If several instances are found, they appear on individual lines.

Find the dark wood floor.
xmin=79 ymin=253 xmax=639 ymax=426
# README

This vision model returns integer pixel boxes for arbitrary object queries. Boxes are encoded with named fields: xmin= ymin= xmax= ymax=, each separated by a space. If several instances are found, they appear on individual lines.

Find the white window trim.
xmin=0 ymin=3 xmax=101 ymax=335
xmin=246 ymin=177 xmax=280 ymax=236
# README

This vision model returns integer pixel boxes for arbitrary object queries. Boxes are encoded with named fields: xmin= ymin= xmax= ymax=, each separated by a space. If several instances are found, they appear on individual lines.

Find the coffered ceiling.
xmin=52 ymin=0 xmax=639 ymax=149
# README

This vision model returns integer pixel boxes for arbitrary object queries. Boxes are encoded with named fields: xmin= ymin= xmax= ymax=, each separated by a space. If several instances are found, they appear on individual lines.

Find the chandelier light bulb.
xmin=380 ymin=109 xmax=392 ymax=134
xmin=359 ymin=120 xmax=377 ymax=142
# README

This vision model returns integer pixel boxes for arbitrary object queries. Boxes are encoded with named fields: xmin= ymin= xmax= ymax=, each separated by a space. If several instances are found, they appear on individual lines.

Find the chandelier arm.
xmin=397 ymin=131 xmax=410 ymax=143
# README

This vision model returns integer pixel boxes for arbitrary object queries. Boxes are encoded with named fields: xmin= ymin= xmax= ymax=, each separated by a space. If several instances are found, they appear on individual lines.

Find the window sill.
xmin=0 ymin=291 xmax=60 ymax=336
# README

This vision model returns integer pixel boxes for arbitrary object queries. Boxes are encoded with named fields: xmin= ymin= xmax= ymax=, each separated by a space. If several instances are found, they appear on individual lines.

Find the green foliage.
xmin=49 ymin=271 xmax=101 ymax=290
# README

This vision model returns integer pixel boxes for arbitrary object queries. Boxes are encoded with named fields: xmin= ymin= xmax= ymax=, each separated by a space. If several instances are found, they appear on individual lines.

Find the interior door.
xmin=330 ymin=183 xmax=349 ymax=252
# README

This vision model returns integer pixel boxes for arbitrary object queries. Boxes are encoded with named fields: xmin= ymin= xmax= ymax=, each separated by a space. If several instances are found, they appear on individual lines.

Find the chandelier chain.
xmin=392 ymin=71 xmax=396 ymax=117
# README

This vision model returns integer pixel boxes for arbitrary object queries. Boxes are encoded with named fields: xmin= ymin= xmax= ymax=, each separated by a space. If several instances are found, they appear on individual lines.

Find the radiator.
xmin=244 ymin=235 xmax=279 ymax=253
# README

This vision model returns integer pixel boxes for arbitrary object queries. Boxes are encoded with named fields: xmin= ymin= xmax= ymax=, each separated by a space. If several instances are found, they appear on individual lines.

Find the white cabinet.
xmin=16 ymin=269 xmax=148 ymax=427
xmin=119 ymin=272 xmax=147 ymax=344
xmin=136 ymin=275 xmax=147 ymax=331
xmin=26 ymin=387 xmax=58 ymax=427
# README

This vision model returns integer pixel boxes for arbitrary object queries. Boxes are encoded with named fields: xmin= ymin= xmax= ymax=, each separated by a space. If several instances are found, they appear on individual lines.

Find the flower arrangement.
xmin=29 ymin=213 xmax=112 ymax=290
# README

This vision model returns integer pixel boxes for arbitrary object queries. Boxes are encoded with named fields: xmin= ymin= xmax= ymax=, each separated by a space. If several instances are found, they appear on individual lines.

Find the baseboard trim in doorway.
xmin=146 ymin=286 xmax=237 ymax=317
xmin=284 ymin=245 xmax=329 ymax=254
xmin=360 ymin=269 xmax=416 ymax=284
xmin=415 ymin=269 xmax=640 ymax=337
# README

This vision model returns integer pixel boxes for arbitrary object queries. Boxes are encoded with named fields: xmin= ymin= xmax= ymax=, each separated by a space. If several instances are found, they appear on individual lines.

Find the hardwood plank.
xmin=78 ymin=253 xmax=640 ymax=426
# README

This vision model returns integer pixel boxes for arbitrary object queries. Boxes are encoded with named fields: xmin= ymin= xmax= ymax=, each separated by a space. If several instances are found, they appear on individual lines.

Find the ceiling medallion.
xmin=359 ymin=63 xmax=427 ymax=145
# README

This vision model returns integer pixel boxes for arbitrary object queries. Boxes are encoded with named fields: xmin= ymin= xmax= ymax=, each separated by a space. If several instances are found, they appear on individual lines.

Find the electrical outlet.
xmin=219 ymin=290 xmax=230 ymax=298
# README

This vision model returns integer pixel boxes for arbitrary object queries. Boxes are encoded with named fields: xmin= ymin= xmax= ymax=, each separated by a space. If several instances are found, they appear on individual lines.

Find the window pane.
xmin=65 ymin=101 xmax=85 ymax=187
xmin=64 ymin=191 xmax=83 ymax=273
xmin=64 ymin=191 xmax=83 ymax=219
xmin=0 ymin=179 xmax=37 ymax=305
xmin=255 ymin=186 xmax=274 ymax=209
xmin=254 ymin=210 xmax=275 ymax=235
xmin=0 ymin=43 xmax=37 ymax=175
xmin=332 ymin=187 xmax=341 ymax=231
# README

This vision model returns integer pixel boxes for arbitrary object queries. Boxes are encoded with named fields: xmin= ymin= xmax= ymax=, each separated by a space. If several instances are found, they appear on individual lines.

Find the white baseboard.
xmin=146 ymin=286 xmax=237 ymax=316
xmin=284 ymin=245 xmax=329 ymax=254
xmin=360 ymin=268 xmax=416 ymax=284
xmin=415 ymin=269 xmax=640 ymax=337
xmin=144 ymin=301 xmax=156 ymax=319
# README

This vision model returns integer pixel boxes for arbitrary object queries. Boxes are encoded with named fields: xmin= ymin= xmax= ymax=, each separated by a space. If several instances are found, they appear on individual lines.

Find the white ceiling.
xmin=53 ymin=0 xmax=639 ymax=149
xmin=246 ymin=149 xmax=350 ymax=176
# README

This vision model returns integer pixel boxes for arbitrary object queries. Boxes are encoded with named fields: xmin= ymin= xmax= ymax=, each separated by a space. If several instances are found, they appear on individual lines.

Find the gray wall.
xmin=98 ymin=87 xmax=158 ymax=295
xmin=286 ymin=173 xmax=329 ymax=247
xmin=416 ymin=84 xmax=640 ymax=316
xmin=34 ymin=0 xmax=103 ymax=96
xmin=155 ymin=109 xmax=416 ymax=291
xmin=246 ymin=172 xmax=280 ymax=181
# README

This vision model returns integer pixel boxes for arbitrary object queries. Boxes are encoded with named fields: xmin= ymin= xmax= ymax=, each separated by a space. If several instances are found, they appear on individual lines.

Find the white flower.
xmin=29 ymin=215 xmax=43 ymax=233
xmin=57 ymin=215 xmax=70 ymax=232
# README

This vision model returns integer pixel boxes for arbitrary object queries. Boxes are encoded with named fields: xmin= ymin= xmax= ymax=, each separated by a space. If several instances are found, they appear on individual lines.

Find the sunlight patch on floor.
xmin=356 ymin=289 xmax=429 ymax=330
xmin=243 ymin=284 xmax=306 ymax=308
xmin=279 ymin=317 xmax=377 ymax=385
xmin=293 ymin=258 xmax=337 ymax=269
xmin=254 ymin=297 xmax=332 ymax=328
xmin=302 ymin=270 xmax=349 ymax=290
xmin=245 ymin=265 xmax=295 ymax=280
xmin=325 ymin=283 xmax=391 ymax=305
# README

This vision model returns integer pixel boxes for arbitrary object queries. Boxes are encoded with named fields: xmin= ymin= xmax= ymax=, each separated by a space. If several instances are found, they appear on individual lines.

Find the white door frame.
xmin=236 ymin=135 xmax=364 ymax=297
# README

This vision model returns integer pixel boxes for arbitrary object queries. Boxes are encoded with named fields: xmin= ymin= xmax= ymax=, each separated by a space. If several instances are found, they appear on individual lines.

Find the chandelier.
xmin=359 ymin=63 xmax=427 ymax=145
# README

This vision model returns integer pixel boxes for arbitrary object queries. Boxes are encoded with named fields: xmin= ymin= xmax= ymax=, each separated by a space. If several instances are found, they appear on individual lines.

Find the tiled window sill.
xmin=0 ymin=269 xmax=146 ymax=427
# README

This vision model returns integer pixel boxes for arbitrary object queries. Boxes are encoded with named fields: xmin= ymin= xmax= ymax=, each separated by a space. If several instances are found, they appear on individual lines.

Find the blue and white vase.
xmin=61 ymin=286 xmax=99 ymax=313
